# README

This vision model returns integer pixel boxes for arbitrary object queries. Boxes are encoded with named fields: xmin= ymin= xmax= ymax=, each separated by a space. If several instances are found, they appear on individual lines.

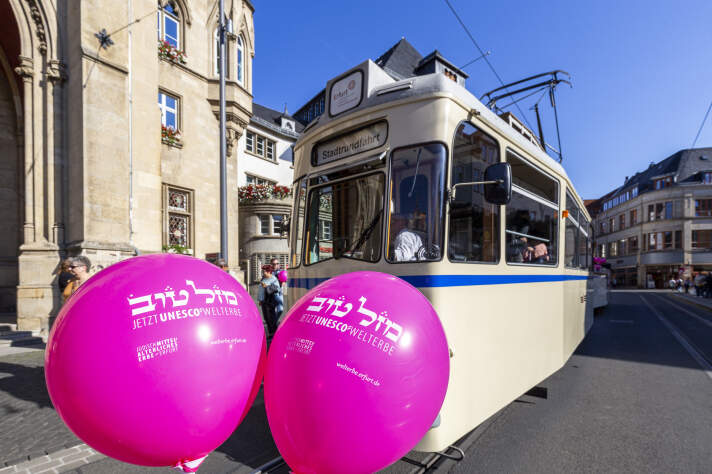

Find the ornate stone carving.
xmin=47 ymin=60 xmax=66 ymax=84
xmin=14 ymin=56 xmax=34 ymax=82
xmin=25 ymin=0 xmax=48 ymax=54
xmin=226 ymin=127 xmax=243 ymax=156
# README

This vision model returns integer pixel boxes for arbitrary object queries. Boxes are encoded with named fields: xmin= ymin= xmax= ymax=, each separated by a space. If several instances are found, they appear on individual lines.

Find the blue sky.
xmin=251 ymin=0 xmax=712 ymax=199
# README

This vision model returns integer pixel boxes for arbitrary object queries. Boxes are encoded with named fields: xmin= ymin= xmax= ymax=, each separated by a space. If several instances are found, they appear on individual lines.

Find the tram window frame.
xmin=386 ymin=141 xmax=448 ymax=264
xmin=304 ymin=171 xmax=386 ymax=266
xmin=504 ymin=149 xmax=560 ymax=267
xmin=289 ymin=176 xmax=308 ymax=269
xmin=447 ymin=121 xmax=501 ymax=264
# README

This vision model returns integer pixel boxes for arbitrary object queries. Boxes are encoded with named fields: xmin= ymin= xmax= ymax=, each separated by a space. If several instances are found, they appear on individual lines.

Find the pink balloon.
xmin=278 ymin=270 xmax=288 ymax=283
xmin=264 ymin=271 xmax=450 ymax=473
xmin=45 ymin=254 xmax=264 ymax=469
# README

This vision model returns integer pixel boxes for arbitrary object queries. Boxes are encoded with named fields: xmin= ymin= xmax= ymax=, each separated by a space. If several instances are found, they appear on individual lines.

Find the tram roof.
xmin=296 ymin=60 xmax=589 ymax=214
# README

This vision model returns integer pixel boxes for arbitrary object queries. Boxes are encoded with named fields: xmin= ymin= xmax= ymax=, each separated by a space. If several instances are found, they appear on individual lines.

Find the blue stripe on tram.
xmin=290 ymin=274 xmax=589 ymax=290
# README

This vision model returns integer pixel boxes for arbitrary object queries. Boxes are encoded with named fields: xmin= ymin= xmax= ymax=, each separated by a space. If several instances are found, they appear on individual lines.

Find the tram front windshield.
xmin=305 ymin=173 xmax=385 ymax=264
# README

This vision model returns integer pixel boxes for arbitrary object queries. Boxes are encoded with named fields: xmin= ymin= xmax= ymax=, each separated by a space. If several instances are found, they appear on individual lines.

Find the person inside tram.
xmin=393 ymin=211 xmax=427 ymax=262
xmin=508 ymin=210 xmax=549 ymax=263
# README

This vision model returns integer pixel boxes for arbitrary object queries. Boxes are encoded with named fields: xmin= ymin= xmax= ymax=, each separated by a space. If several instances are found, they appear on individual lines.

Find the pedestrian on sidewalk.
xmin=270 ymin=258 xmax=287 ymax=316
xmin=694 ymin=272 xmax=705 ymax=297
xmin=57 ymin=258 xmax=74 ymax=293
xmin=62 ymin=256 xmax=92 ymax=303
xmin=257 ymin=264 xmax=280 ymax=336
xmin=684 ymin=278 xmax=691 ymax=293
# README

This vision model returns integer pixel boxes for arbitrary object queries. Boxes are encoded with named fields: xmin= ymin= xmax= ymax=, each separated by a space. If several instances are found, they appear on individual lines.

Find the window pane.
xmin=168 ymin=189 xmax=188 ymax=211
xmin=246 ymin=132 xmax=254 ymax=152
xmin=260 ymin=215 xmax=270 ymax=235
xmin=674 ymin=230 xmax=682 ymax=249
xmin=447 ymin=123 xmax=499 ymax=263
xmin=508 ymin=152 xmax=558 ymax=204
xmin=506 ymin=153 xmax=558 ymax=265
xmin=246 ymin=174 xmax=254 ymax=184
xmin=257 ymin=136 xmax=264 ymax=156
xmin=272 ymin=214 xmax=283 ymax=235
xmin=165 ymin=96 xmax=176 ymax=110
xmin=237 ymin=47 xmax=243 ymax=83
xmin=164 ymin=17 xmax=178 ymax=47
xmin=665 ymin=201 xmax=673 ymax=219
xmin=565 ymin=192 xmax=578 ymax=267
xmin=290 ymin=178 xmax=307 ymax=267
xmin=388 ymin=143 xmax=447 ymax=262
xmin=165 ymin=111 xmax=176 ymax=129
xmin=306 ymin=173 xmax=385 ymax=264
xmin=168 ymin=214 xmax=188 ymax=247
xmin=267 ymin=141 xmax=274 ymax=160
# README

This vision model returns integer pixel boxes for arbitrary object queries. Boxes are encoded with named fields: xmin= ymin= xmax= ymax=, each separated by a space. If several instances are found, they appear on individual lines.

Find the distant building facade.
xmin=236 ymin=103 xmax=302 ymax=298
xmin=0 ymin=0 xmax=254 ymax=336
xmin=589 ymin=147 xmax=712 ymax=288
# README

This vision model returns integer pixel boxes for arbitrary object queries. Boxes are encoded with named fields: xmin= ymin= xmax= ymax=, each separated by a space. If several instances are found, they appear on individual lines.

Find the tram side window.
xmin=387 ymin=144 xmax=447 ymax=262
xmin=447 ymin=122 xmax=500 ymax=263
xmin=505 ymin=151 xmax=559 ymax=265
xmin=565 ymin=192 xmax=580 ymax=268
xmin=289 ymin=177 xmax=307 ymax=268
xmin=305 ymin=173 xmax=384 ymax=264
xmin=578 ymin=216 xmax=591 ymax=270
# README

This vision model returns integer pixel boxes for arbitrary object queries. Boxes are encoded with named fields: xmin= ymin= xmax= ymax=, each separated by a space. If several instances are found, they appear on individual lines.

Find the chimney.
xmin=284 ymin=103 xmax=288 ymax=115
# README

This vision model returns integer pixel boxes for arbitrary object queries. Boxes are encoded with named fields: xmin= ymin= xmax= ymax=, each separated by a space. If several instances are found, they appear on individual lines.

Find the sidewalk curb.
xmin=670 ymin=293 xmax=712 ymax=313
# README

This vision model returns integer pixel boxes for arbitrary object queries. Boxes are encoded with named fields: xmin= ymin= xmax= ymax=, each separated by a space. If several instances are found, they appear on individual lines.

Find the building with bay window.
xmin=0 ymin=0 xmax=254 ymax=337
xmin=589 ymin=147 xmax=712 ymax=288
xmin=236 ymin=103 xmax=302 ymax=298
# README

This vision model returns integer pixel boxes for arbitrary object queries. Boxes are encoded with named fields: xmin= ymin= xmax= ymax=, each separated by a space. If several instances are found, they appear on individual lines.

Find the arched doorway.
xmin=0 ymin=4 xmax=22 ymax=316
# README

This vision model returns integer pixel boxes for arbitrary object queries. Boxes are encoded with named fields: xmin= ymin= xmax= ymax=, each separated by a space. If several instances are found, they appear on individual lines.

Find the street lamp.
xmin=218 ymin=0 xmax=228 ymax=262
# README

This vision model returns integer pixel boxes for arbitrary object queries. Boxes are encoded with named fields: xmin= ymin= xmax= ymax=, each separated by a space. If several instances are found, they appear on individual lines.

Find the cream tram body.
xmin=286 ymin=61 xmax=594 ymax=453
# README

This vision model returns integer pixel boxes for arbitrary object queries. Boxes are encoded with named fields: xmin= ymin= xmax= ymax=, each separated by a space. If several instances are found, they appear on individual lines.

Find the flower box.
xmin=158 ymin=40 xmax=187 ymax=64
xmin=161 ymin=124 xmax=181 ymax=146
xmin=238 ymin=184 xmax=292 ymax=204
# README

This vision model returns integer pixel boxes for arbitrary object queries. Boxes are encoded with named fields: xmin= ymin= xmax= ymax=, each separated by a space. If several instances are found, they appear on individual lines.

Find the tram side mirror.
xmin=483 ymin=162 xmax=512 ymax=205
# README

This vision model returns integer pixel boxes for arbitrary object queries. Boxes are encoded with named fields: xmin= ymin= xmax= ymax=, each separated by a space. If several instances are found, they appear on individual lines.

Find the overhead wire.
xmin=690 ymin=100 xmax=712 ymax=150
xmin=443 ymin=0 xmax=535 ymax=131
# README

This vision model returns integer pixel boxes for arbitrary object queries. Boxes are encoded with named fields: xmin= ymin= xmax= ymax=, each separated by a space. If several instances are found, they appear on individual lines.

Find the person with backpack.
xmin=258 ymin=264 xmax=281 ymax=336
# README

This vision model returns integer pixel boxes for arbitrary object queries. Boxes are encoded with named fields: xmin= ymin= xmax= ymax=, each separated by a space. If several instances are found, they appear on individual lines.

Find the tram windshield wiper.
xmin=338 ymin=210 xmax=383 ymax=259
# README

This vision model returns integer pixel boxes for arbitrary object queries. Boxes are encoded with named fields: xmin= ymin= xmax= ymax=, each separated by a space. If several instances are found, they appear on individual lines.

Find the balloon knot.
xmin=172 ymin=454 xmax=208 ymax=472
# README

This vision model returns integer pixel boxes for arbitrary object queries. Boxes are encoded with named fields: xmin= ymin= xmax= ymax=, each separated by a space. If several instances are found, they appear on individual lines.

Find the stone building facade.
xmin=0 ymin=0 xmax=254 ymax=337
xmin=236 ymin=103 xmax=302 ymax=299
xmin=590 ymin=147 xmax=712 ymax=288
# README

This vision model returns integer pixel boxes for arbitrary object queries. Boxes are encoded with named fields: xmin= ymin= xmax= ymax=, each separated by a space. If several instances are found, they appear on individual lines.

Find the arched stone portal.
xmin=0 ymin=46 xmax=21 ymax=314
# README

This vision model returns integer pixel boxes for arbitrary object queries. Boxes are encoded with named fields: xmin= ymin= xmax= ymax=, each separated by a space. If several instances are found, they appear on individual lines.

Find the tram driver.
xmin=393 ymin=211 xmax=427 ymax=261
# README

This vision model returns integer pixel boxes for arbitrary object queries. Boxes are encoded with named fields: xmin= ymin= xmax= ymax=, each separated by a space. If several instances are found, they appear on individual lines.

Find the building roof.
xmin=374 ymin=38 xmax=424 ymax=80
xmin=251 ymin=102 xmax=304 ymax=137
xmin=597 ymin=147 xmax=712 ymax=202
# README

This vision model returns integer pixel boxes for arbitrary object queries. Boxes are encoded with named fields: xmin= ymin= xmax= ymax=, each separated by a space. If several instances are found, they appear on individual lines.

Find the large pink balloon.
xmin=265 ymin=271 xmax=450 ymax=473
xmin=45 ymin=254 xmax=264 ymax=470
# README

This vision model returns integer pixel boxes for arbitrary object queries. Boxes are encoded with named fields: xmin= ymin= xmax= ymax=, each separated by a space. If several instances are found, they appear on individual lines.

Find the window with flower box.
xmin=157 ymin=2 xmax=181 ymax=48
xmin=163 ymin=185 xmax=193 ymax=251
xmin=159 ymin=91 xmax=179 ymax=129
xmin=245 ymin=131 xmax=276 ymax=161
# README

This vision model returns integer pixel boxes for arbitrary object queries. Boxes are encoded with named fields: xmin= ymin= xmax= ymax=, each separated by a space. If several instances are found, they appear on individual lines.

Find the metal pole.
xmin=218 ymin=0 xmax=228 ymax=261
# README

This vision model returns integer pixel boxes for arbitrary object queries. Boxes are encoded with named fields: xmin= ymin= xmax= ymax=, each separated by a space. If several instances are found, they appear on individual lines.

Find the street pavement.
xmin=1 ymin=291 xmax=711 ymax=473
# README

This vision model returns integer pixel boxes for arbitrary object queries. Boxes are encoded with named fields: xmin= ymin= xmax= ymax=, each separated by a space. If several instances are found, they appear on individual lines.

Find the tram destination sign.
xmin=313 ymin=121 xmax=388 ymax=166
